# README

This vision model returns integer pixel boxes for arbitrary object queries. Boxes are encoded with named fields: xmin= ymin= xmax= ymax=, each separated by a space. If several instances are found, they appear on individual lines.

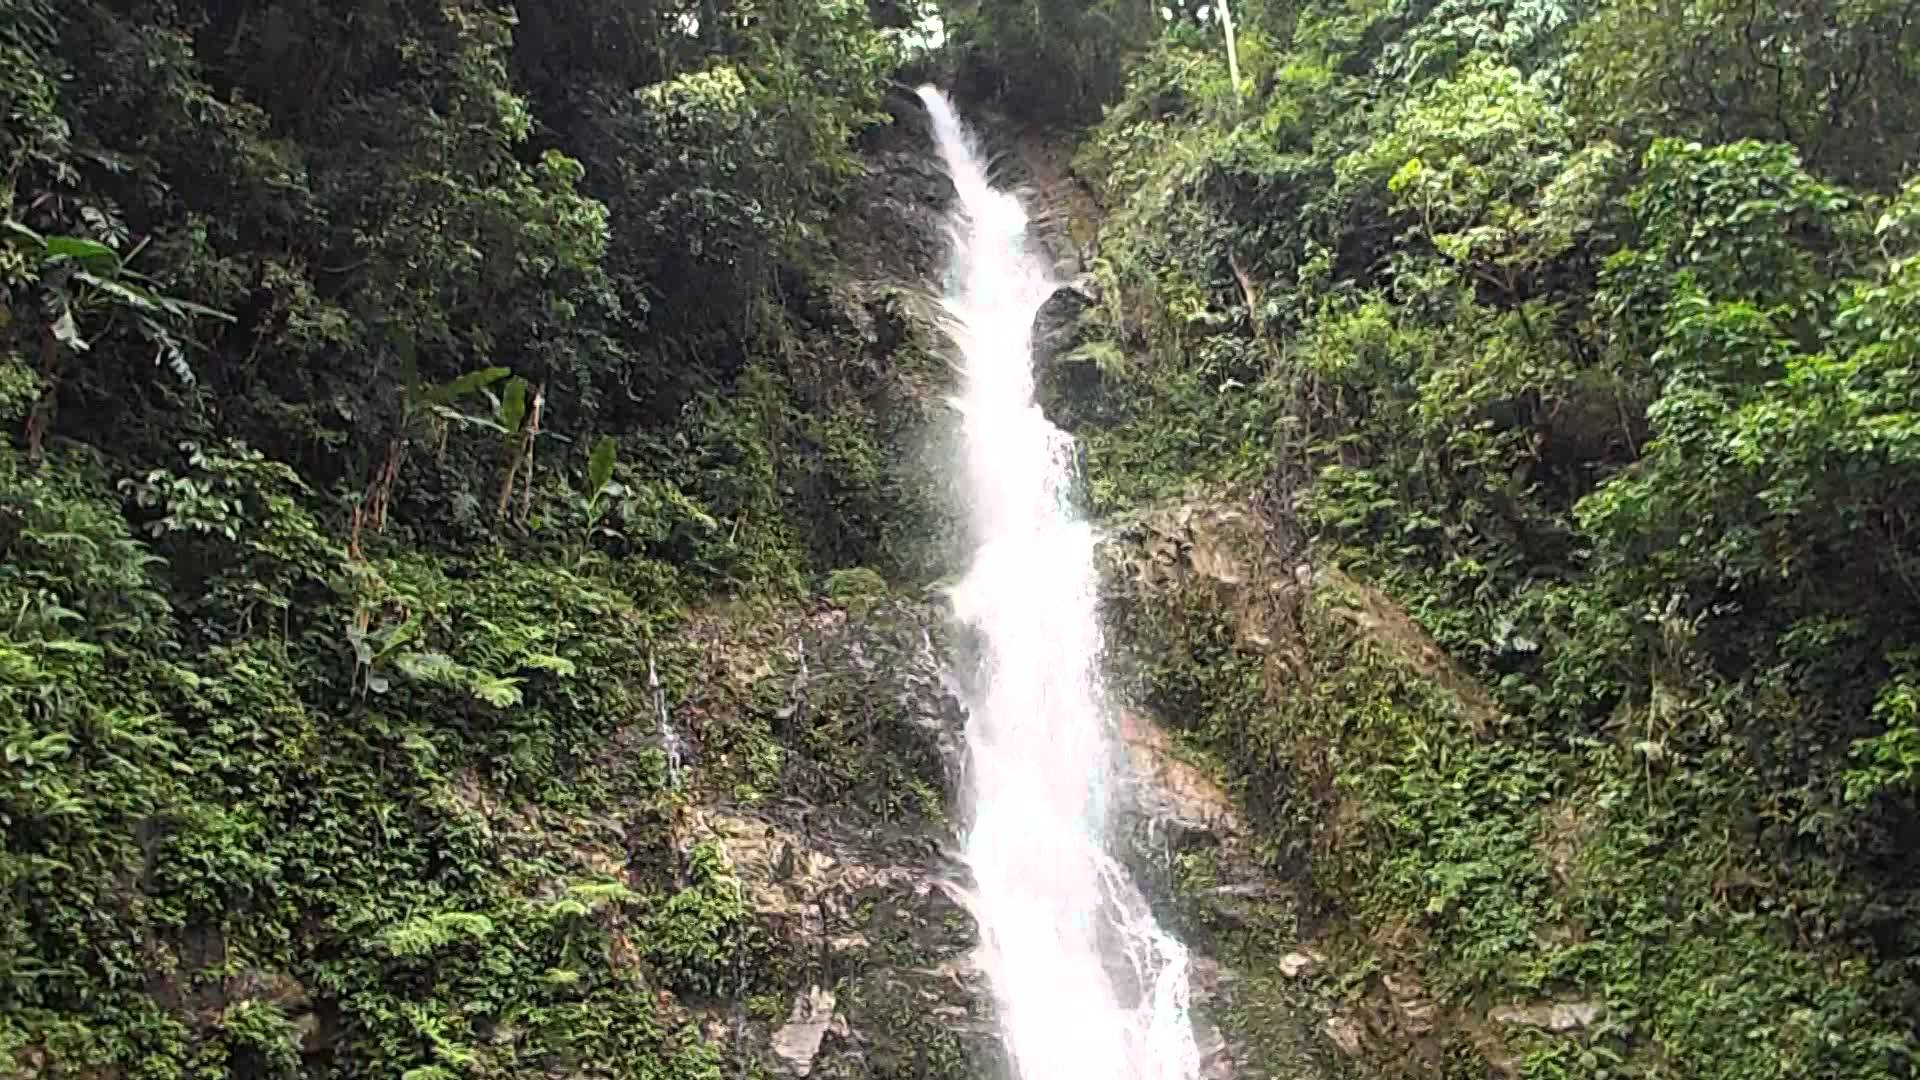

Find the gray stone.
xmin=772 ymin=986 xmax=838 ymax=1076
xmin=1196 ymin=1020 xmax=1235 ymax=1080
xmin=1278 ymin=951 xmax=1319 ymax=978
xmin=1489 ymin=1000 xmax=1604 ymax=1033
xmin=1383 ymin=971 xmax=1438 ymax=1036
xmin=1321 ymin=1014 xmax=1366 ymax=1056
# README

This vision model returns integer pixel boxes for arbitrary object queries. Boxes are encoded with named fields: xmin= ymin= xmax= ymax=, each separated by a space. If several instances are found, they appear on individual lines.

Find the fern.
xmin=518 ymin=652 xmax=577 ymax=677
xmin=567 ymin=879 xmax=642 ymax=910
xmin=375 ymin=911 xmax=495 ymax=958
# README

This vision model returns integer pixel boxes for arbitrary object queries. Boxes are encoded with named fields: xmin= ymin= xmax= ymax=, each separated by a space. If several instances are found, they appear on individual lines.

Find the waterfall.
xmin=648 ymin=652 xmax=685 ymax=787
xmin=919 ymin=87 xmax=1202 ymax=1080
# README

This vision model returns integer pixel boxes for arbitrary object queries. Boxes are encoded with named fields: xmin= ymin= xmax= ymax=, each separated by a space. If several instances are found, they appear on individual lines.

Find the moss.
xmin=822 ymin=567 xmax=890 ymax=615
xmin=821 ymin=971 xmax=992 ymax=1080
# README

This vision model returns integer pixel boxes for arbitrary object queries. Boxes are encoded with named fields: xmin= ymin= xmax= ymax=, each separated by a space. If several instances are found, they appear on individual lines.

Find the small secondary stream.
xmin=920 ymin=87 xmax=1202 ymax=1080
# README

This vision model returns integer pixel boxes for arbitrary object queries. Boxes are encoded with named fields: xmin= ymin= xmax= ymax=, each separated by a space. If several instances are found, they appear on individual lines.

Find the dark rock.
xmin=866 ymin=0 xmax=911 ymax=29
xmin=836 ymin=106 xmax=957 ymax=288
xmin=1032 ymin=282 xmax=1094 ymax=367
xmin=1031 ymin=283 xmax=1107 ymax=430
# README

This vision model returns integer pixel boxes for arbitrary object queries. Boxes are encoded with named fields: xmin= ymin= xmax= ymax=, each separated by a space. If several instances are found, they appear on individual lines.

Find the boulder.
xmin=1278 ymin=951 xmax=1321 ymax=979
xmin=771 ymin=986 xmax=839 ymax=1077
xmin=1032 ymin=282 xmax=1095 ymax=368
xmin=1031 ymin=283 xmax=1107 ymax=430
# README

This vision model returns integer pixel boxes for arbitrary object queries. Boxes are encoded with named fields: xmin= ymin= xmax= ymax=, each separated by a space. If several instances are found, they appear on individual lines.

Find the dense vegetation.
xmin=1047 ymin=0 xmax=1920 ymax=1076
xmin=0 ymin=0 xmax=969 ymax=1074
xmin=10 ymin=0 xmax=1920 ymax=1077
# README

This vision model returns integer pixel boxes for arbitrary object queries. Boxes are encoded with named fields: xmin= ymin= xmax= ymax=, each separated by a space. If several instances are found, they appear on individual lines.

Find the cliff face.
xmin=745 ymin=70 xmax=1920 ymax=1080
xmin=660 ymin=600 xmax=1003 ymax=1080
xmin=1097 ymin=502 xmax=1556 ymax=1079
xmin=653 ymin=109 xmax=1000 ymax=1080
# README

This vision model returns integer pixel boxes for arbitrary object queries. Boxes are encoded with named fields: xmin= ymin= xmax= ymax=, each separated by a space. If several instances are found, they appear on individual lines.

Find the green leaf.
xmin=426 ymin=403 xmax=509 ymax=433
xmin=72 ymin=271 xmax=233 ymax=321
xmin=71 ymin=272 xmax=158 ymax=312
xmin=518 ymin=652 xmax=577 ymax=677
xmin=41 ymin=235 xmax=120 ymax=273
xmin=1387 ymin=156 xmax=1425 ymax=193
xmin=499 ymin=377 xmax=529 ymax=434
xmin=471 ymin=674 xmax=523 ymax=708
xmin=164 ymin=297 xmax=235 ymax=323
xmin=588 ymin=435 xmax=617 ymax=498
xmin=431 ymin=366 xmax=511 ymax=404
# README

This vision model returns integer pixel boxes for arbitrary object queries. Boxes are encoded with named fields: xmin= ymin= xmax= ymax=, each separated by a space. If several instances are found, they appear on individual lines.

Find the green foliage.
xmin=643 ymin=842 xmax=752 ymax=999
xmin=1076 ymin=0 xmax=1920 ymax=1074
xmin=581 ymin=434 xmax=620 ymax=536
xmin=1848 ymin=662 xmax=1920 ymax=804
xmin=1344 ymin=59 xmax=1623 ymax=291
xmin=0 ymin=7 xmax=951 ymax=1077
xmin=952 ymin=0 xmax=1163 ymax=125
xmin=824 ymin=567 xmax=889 ymax=614
xmin=1571 ymin=0 xmax=1920 ymax=187
xmin=375 ymin=912 xmax=496 ymax=959
xmin=0 ymin=432 xmax=703 ymax=1074
xmin=215 ymin=998 xmax=306 ymax=1078
xmin=0 ymin=353 xmax=36 ymax=422
xmin=2 ymin=221 xmax=234 ymax=388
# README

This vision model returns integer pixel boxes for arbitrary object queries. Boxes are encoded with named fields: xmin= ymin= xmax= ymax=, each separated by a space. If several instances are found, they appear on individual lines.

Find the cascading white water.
xmin=919 ymin=87 xmax=1203 ymax=1080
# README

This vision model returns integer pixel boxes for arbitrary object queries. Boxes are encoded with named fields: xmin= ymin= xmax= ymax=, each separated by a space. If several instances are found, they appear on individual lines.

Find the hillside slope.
xmin=0 ymin=4 xmax=991 ymax=1076
xmin=1012 ymin=1 xmax=1920 ymax=1077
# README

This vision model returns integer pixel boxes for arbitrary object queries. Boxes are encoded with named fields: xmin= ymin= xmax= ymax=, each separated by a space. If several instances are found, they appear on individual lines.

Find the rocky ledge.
xmin=1098 ymin=500 xmax=1610 ymax=1079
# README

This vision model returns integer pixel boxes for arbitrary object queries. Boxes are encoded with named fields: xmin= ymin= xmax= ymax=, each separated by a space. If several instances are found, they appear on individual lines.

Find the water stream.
xmin=920 ymin=87 xmax=1202 ymax=1080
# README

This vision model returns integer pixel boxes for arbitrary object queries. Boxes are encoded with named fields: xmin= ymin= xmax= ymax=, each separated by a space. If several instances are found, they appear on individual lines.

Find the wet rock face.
xmin=1116 ymin=707 xmax=1235 ymax=836
xmin=839 ymin=93 xmax=957 ymax=288
xmin=700 ymin=807 xmax=1002 ymax=1080
xmin=1031 ymin=283 xmax=1104 ymax=431
xmin=1097 ymin=499 xmax=1630 ymax=1079
xmin=772 ymin=986 xmax=839 ymax=1075
xmin=1109 ymin=705 xmax=1346 ymax=1080
xmin=1033 ymin=284 xmax=1094 ymax=367
xmin=139 ymin=929 xmax=335 ymax=1059
xmin=670 ymin=599 xmax=1005 ymax=1080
